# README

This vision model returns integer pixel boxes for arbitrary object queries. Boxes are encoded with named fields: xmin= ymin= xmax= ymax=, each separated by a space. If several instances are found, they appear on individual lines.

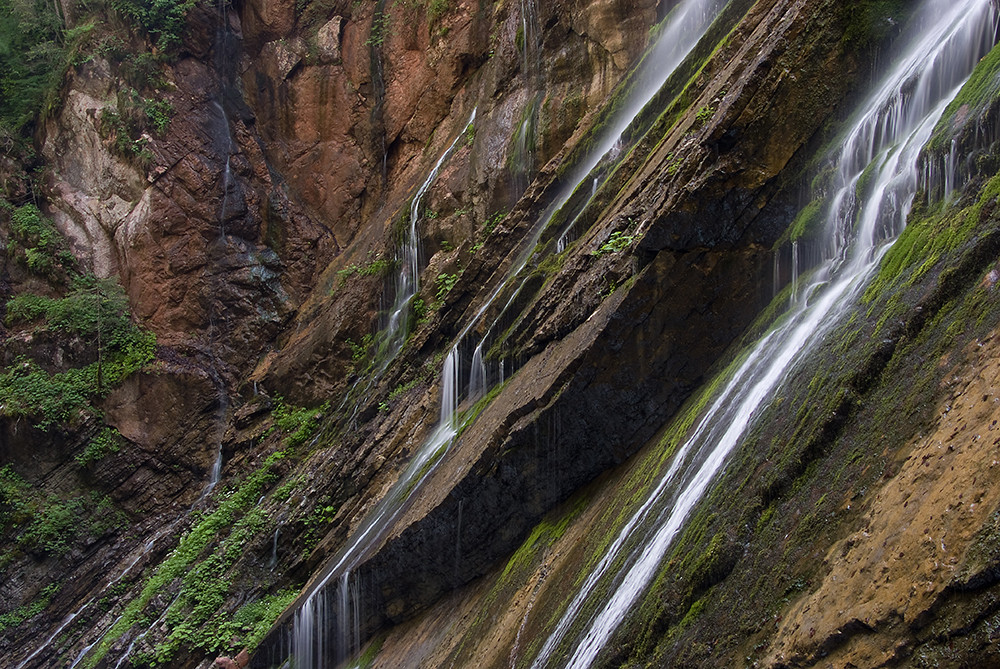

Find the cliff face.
xmin=2 ymin=0 xmax=1000 ymax=667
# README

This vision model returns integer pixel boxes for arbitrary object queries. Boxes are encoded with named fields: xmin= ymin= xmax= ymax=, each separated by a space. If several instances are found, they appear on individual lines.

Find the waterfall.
xmin=380 ymin=110 xmax=477 ymax=369
xmin=510 ymin=0 xmax=542 ymax=195
xmin=455 ymin=0 xmax=732 ymax=405
xmin=282 ymin=346 xmax=461 ymax=667
xmin=261 ymin=1 xmax=732 ymax=664
xmin=531 ymin=2 xmax=998 ymax=666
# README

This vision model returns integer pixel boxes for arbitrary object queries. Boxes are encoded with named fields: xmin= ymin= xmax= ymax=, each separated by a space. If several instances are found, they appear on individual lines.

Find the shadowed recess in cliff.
xmin=528 ymin=1 xmax=999 ymax=666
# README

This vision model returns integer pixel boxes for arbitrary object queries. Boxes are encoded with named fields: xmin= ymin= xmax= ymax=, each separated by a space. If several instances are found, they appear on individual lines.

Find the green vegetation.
xmin=272 ymin=397 xmax=329 ymax=448
xmin=109 ymin=0 xmax=198 ymax=52
xmin=4 ymin=202 xmax=75 ymax=276
xmin=865 ymin=171 xmax=1000 ymax=299
xmin=0 ymin=582 xmax=59 ymax=633
xmin=0 ymin=273 xmax=157 ymax=429
xmin=0 ymin=0 xmax=66 ymax=137
xmin=592 ymin=230 xmax=635 ymax=257
xmin=929 ymin=41 xmax=1000 ymax=152
xmin=435 ymin=271 xmax=459 ymax=301
xmin=482 ymin=210 xmax=506 ymax=236
xmin=334 ymin=255 xmax=392 ymax=290
xmin=100 ymin=88 xmax=174 ymax=165
xmin=780 ymin=198 xmax=826 ymax=245
xmin=694 ymin=104 xmax=715 ymax=125
xmin=83 ymin=449 xmax=292 ymax=668
xmin=366 ymin=9 xmax=391 ymax=47
xmin=842 ymin=0 xmax=906 ymax=49
xmin=301 ymin=494 xmax=339 ymax=553
xmin=0 ymin=464 xmax=127 ymax=559
xmin=75 ymin=426 xmax=125 ymax=466
xmin=1 ymin=0 xmax=195 ymax=145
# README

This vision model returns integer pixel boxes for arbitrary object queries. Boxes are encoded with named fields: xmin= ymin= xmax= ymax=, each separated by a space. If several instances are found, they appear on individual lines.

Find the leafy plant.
xmin=1 ymin=275 xmax=157 ymax=429
xmin=482 ymin=210 xmax=505 ymax=235
xmin=0 ymin=0 xmax=66 ymax=136
xmin=695 ymin=104 xmax=715 ymax=124
xmin=272 ymin=397 xmax=329 ymax=448
xmin=5 ymin=203 xmax=74 ymax=276
xmin=109 ymin=0 xmax=198 ymax=53
xmin=366 ymin=10 xmax=391 ymax=47
xmin=82 ymin=449 xmax=290 ymax=668
xmin=99 ymin=88 xmax=173 ymax=165
xmin=435 ymin=271 xmax=458 ymax=301
xmin=76 ymin=426 xmax=124 ymax=466
xmin=592 ymin=230 xmax=635 ymax=257
xmin=0 ymin=582 xmax=59 ymax=633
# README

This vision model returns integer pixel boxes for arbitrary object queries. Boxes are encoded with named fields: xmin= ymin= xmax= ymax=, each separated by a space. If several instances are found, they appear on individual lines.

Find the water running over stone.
xmin=531 ymin=2 xmax=998 ymax=666
xmin=379 ymin=110 xmax=477 ymax=369
xmin=258 ymin=1 xmax=734 ymax=665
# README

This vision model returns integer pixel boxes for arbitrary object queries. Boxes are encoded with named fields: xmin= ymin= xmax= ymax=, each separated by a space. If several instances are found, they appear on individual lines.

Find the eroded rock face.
xmin=4 ymin=0 xmax=950 ymax=666
xmin=764 ymin=334 xmax=1000 ymax=668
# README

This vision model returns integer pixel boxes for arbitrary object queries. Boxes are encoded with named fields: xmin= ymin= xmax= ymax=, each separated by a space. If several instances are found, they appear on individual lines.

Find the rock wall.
xmin=8 ymin=0 xmax=999 ymax=667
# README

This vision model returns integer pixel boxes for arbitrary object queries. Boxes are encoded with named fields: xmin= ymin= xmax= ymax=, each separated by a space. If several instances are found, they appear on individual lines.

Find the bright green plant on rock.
xmin=82 ymin=449 xmax=292 ymax=668
xmin=109 ymin=0 xmax=198 ymax=53
xmin=272 ymin=397 xmax=329 ymax=448
xmin=4 ymin=203 xmax=75 ymax=276
xmin=0 ymin=273 xmax=157 ymax=429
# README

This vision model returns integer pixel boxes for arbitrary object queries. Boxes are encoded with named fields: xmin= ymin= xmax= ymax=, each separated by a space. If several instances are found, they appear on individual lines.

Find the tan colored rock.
xmin=763 ymin=333 xmax=1000 ymax=667
xmin=317 ymin=16 xmax=344 ymax=63
xmin=42 ymin=61 xmax=149 ymax=279
xmin=261 ymin=38 xmax=305 ymax=80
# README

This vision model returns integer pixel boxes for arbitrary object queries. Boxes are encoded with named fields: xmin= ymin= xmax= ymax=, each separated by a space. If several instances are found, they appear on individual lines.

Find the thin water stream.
xmin=266 ymin=1 xmax=733 ymax=666
xmin=532 ymin=2 xmax=998 ymax=666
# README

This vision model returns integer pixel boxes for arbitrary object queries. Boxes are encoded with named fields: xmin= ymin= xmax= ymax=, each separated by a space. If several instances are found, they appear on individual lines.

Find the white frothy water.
xmin=533 ymin=2 xmax=998 ymax=666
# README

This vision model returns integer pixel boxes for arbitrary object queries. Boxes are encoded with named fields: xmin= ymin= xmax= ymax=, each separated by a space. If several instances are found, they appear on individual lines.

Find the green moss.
xmin=929 ymin=41 xmax=1000 ymax=153
xmin=866 ymin=171 xmax=1000 ymax=301
xmin=842 ymin=0 xmax=906 ymax=50
xmin=787 ymin=199 xmax=826 ymax=243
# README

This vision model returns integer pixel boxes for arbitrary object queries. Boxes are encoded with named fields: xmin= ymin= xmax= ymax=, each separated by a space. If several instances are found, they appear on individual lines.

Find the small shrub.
xmin=592 ymin=230 xmax=635 ymax=257
xmin=76 ymin=427 xmax=124 ymax=466
xmin=109 ymin=0 xmax=199 ymax=53
xmin=272 ymin=397 xmax=329 ymax=448
xmin=6 ymin=204 xmax=73 ymax=276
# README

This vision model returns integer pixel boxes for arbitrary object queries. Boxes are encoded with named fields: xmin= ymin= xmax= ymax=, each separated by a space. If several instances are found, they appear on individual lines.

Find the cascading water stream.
xmin=379 ymin=110 xmax=477 ymax=369
xmin=510 ymin=0 xmax=542 ymax=195
xmin=280 ymin=346 xmax=462 ymax=667
xmin=263 ymin=1 xmax=735 ymax=664
xmin=531 ymin=2 xmax=998 ymax=667
xmin=453 ymin=0 xmax=732 ymax=396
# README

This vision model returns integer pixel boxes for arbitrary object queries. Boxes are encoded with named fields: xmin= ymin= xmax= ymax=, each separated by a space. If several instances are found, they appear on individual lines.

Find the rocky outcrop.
xmin=9 ymin=0 xmax=998 ymax=667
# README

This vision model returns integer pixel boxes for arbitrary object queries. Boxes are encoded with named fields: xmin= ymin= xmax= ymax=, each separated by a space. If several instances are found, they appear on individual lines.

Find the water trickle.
xmin=270 ymin=527 xmax=280 ymax=570
xmin=281 ymin=346 xmax=462 ymax=667
xmin=263 ymin=1 xmax=733 ymax=664
xmin=380 ymin=110 xmax=477 ymax=370
xmin=944 ymin=137 xmax=959 ymax=202
xmin=510 ymin=0 xmax=542 ymax=195
xmin=468 ymin=342 xmax=487 ymax=402
xmin=455 ymin=0 xmax=732 ymax=374
xmin=211 ymin=100 xmax=235 ymax=232
xmin=336 ymin=571 xmax=361 ymax=664
xmin=68 ymin=643 xmax=95 ymax=669
xmin=532 ymin=2 xmax=998 ymax=666
xmin=790 ymin=239 xmax=800 ymax=304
